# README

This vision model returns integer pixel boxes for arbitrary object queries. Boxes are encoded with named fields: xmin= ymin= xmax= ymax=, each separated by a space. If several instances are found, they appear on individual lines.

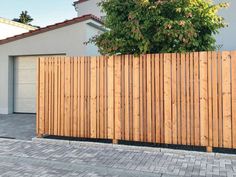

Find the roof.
xmin=0 ymin=17 xmax=37 ymax=31
xmin=73 ymin=0 xmax=89 ymax=5
xmin=0 ymin=14 xmax=103 ymax=45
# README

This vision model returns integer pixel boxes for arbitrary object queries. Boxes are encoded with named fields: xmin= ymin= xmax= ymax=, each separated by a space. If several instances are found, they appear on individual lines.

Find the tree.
xmin=13 ymin=11 xmax=33 ymax=25
xmin=91 ymin=0 xmax=229 ymax=55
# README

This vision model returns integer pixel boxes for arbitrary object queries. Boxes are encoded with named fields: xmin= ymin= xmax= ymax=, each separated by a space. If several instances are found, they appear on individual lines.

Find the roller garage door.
xmin=14 ymin=56 xmax=37 ymax=113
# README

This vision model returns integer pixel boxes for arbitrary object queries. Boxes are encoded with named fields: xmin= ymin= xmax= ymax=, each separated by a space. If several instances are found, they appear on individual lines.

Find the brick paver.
xmin=0 ymin=139 xmax=235 ymax=177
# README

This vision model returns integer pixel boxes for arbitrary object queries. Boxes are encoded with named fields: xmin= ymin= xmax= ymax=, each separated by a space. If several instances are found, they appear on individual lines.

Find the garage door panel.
xmin=14 ymin=57 xmax=36 ymax=113
xmin=14 ymin=57 xmax=37 ymax=69
xmin=14 ymin=70 xmax=36 ymax=84
xmin=14 ymin=98 xmax=36 ymax=113
xmin=14 ymin=84 xmax=36 ymax=99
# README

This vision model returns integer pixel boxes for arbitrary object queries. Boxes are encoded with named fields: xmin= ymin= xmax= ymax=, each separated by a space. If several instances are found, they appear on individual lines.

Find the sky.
xmin=0 ymin=0 xmax=77 ymax=27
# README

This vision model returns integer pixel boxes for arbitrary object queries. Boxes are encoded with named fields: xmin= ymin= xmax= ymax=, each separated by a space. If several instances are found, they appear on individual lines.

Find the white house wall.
xmin=0 ymin=20 xmax=102 ymax=114
xmin=75 ymin=0 xmax=104 ymax=18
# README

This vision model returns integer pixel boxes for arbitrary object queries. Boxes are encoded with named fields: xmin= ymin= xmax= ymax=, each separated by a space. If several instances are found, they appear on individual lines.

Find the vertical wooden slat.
xmin=177 ymin=54 xmax=181 ymax=144
xmin=189 ymin=53 xmax=194 ymax=145
xmin=133 ymin=56 xmax=140 ymax=142
xmin=208 ymin=52 xmax=213 ymax=148
xmin=155 ymin=54 xmax=161 ymax=143
xmin=124 ymin=55 xmax=130 ymax=140
xmin=107 ymin=56 xmax=114 ymax=139
xmin=199 ymin=52 xmax=208 ymax=146
xmin=54 ymin=58 xmax=58 ymax=135
xmin=39 ymin=58 xmax=45 ymax=136
xmin=114 ymin=56 xmax=121 ymax=140
xmin=61 ymin=58 xmax=65 ymax=136
xmin=146 ymin=55 xmax=152 ymax=142
xmin=181 ymin=53 xmax=186 ymax=145
xmin=151 ymin=55 xmax=156 ymax=143
xmin=99 ymin=57 xmax=104 ymax=139
xmin=222 ymin=51 xmax=232 ymax=148
xmin=171 ymin=53 xmax=177 ymax=144
xmin=36 ymin=58 xmax=40 ymax=136
xmin=212 ymin=52 xmax=219 ymax=147
xmin=65 ymin=58 xmax=71 ymax=136
xmin=231 ymin=51 xmax=236 ymax=148
xmin=91 ymin=57 xmax=97 ymax=138
xmin=218 ymin=52 xmax=223 ymax=147
xmin=80 ymin=57 xmax=85 ymax=137
xmin=73 ymin=58 xmax=78 ymax=137
xmin=164 ymin=53 xmax=172 ymax=144
xmin=193 ymin=52 xmax=200 ymax=146
xmin=130 ymin=56 xmax=134 ymax=141
xmin=139 ymin=55 xmax=143 ymax=142
xmin=186 ymin=53 xmax=190 ymax=145
xmin=160 ymin=54 xmax=164 ymax=144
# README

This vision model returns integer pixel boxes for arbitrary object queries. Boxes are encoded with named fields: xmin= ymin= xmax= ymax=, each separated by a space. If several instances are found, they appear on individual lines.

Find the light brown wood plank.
xmin=212 ymin=52 xmax=219 ymax=147
xmin=155 ymin=54 xmax=161 ymax=143
xmin=65 ymin=58 xmax=71 ymax=136
xmin=193 ymin=52 xmax=200 ymax=146
xmin=218 ymin=52 xmax=223 ymax=147
xmin=164 ymin=53 xmax=172 ymax=144
xmin=208 ymin=52 xmax=213 ymax=148
xmin=186 ymin=53 xmax=190 ymax=145
xmin=39 ymin=58 xmax=45 ymax=136
xmin=189 ymin=53 xmax=194 ymax=145
xmin=114 ymin=56 xmax=121 ymax=140
xmin=231 ymin=51 xmax=236 ymax=148
xmin=181 ymin=53 xmax=186 ymax=145
xmin=133 ymin=56 xmax=140 ymax=142
xmin=199 ymin=52 xmax=208 ymax=146
xmin=146 ymin=55 xmax=152 ymax=142
xmin=177 ymin=54 xmax=181 ymax=144
xmin=222 ymin=51 xmax=232 ymax=148
xmin=171 ymin=53 xmax=177 ymax=144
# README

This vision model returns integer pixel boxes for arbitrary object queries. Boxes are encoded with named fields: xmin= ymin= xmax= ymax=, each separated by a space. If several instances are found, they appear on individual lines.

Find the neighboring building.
xmin=74 ymin=0 xmax=105 ymax=19
xmin=74 ymin=0 xmax=236 ymax=51
xmin=0 ymin=17 xmax=36 ymax=40
xmin=215 ymin=0 xmax=236 ymax=51
xmin=0 ymin=15 xmax=105 ymax=114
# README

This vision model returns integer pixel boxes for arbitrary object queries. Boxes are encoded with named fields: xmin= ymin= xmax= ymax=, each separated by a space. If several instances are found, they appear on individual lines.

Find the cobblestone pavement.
xmin=0 ymin=139 xmax=236 ymax=177
xmin=0 ymin=114 xmax=35 ymax=140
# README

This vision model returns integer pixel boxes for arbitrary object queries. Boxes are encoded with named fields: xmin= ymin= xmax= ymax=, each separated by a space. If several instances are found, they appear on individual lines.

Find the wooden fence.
xmin=37 ymin=51 xmax=236 ymax=151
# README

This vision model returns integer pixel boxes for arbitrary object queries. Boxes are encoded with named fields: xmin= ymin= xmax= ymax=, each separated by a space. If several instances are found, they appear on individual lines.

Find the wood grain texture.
xmin=37 ymin=51 xmax=236 ymax=149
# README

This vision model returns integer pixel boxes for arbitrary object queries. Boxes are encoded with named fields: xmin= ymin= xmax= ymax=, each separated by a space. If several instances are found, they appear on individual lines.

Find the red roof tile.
xmin=0 ymin=14 xmax=103 ymax=45
xmin=73 ymin=0 xmax=89 ymax=5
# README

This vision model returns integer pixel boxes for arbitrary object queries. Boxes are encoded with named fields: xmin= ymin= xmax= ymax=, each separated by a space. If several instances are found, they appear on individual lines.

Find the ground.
xmin=0 ymin=114 xmax=236 ymax=177
xmin=0 ymin=114 xmax=35 ymax=140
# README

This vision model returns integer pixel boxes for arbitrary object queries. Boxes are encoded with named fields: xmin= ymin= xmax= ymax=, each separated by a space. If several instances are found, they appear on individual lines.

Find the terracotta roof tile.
xmin=0 ymin=14 xmax=103 ymax=45
xmin=73 ymin=0 xmax=89 ymax=5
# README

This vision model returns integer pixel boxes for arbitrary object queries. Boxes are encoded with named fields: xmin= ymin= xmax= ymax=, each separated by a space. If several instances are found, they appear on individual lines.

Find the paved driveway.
xmin=0 ymin=139 xmax=235 ymax=177
xmin=0 ymin=114 xmax=35 ymax=140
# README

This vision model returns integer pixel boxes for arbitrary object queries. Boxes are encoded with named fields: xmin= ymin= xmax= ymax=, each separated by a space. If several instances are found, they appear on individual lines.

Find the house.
xmin=0 ymin=17 xmax=36 ymax=40
xmin=73 ymin=0 xmax=105 ymax=19
xmin=73 ymin=0 xmax=236 ymax=51
xmin=0 ymin=13 xmax=105 ymax=114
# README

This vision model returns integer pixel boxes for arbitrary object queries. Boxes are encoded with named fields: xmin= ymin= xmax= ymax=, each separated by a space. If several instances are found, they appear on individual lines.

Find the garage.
xmin=0 ymin=15 xmax=104 ymax=114
xmin=14 ymin=56 xmax=37 ymax=113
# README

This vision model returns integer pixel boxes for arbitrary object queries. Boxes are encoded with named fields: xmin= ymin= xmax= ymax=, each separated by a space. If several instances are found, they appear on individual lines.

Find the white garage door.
xmin=14 ymin=56 xmax=37 ymax=113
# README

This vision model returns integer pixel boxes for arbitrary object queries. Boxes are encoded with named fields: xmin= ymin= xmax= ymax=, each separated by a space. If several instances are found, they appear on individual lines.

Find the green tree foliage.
xmin=13 ymin=11 xmax=33 ymax=25
xmin=91 ymin=0 xmax=229 ymax=55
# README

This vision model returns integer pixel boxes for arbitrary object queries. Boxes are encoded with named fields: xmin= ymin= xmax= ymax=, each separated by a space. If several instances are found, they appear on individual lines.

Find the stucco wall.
xmin=75 ymin=0 xmax=104 ymax=18
xmin=0 ymin=20 xmax=102 ymax=114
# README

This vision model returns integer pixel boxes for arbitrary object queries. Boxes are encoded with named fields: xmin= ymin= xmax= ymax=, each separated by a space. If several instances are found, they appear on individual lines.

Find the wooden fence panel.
xmin=37 ymin=51 xmax=236 ymax=150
